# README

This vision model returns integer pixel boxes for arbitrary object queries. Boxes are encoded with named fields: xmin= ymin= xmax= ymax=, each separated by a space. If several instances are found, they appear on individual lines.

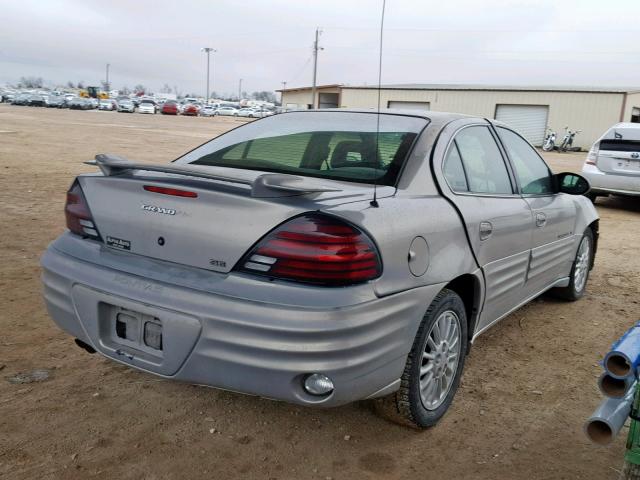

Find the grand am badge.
xmin=141 ymin=204 xmax=176 ymax=215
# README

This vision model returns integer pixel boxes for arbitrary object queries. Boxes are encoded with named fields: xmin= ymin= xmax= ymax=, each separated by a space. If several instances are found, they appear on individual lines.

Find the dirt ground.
xmin=1 ymin=105 xmax=639 ymax=480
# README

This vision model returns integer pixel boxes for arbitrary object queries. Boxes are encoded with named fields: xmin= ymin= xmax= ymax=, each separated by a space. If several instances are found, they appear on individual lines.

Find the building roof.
xmin=281 ymin=83 xmax=640 ymax=94
xmin=278 ymin=84 xmax=342 ymax=93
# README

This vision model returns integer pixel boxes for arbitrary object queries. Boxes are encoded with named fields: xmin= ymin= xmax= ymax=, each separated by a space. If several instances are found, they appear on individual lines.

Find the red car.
xmin=161 ymin=101 xmax=179 ymax=115
xmin=181 ymin=103 xmax=200 ymax=116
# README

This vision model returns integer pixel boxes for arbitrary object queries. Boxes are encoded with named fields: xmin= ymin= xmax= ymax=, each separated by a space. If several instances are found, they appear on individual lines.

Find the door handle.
xmin=535 ymin=212 xmax=547 ymax=227
xmin=479 ymin=221 xmax=493 ymax=240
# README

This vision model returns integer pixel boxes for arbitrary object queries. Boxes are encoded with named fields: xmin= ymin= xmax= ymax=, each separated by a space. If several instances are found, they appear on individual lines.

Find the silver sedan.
xmin=41 ymin=110 xmax=598 ymax=428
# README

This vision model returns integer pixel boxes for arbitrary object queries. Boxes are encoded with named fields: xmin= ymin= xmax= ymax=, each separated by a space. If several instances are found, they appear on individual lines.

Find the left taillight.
xmin=65 ymin=180 xmax=101 ymax=240
xmin=236 ymin=213 xmax=382 ymax=286
xmin=585 ymin=141 xmax=600 ymax=166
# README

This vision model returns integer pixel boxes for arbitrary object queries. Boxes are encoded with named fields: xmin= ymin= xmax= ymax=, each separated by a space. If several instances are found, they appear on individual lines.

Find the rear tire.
xmin=381 ymin=289 xmax=468 ymax=428
xmin=553 ymin=228 xmax=594 ymax=301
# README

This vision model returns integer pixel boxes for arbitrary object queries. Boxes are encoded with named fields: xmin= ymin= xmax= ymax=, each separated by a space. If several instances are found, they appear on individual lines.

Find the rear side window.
xmin=497 ymin=127 xmax=553 ymax=195
xmin=443 ymin=144 xmax=468 ymax=192
xmin=453 ymin=126 xmax=513 ymax=194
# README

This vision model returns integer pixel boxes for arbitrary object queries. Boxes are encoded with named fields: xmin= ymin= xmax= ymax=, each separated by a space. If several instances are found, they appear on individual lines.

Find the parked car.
xmin=215 ymin=106 xmax=238 ymax=116
xmin=28 ymin=94 xmax=47 ymax=107
xmin=118 ymin=99 xmax=136 ymax=113
xmin=200 ymin=105 xmax=217 ymax=117
xmin=99 ymin=99 xmax=118 ymax=111
xmin=582 ymin=122 xmax=640 ymax=202
xmin=1 ymin=91 xmax=15 ymax=103
xmin=236 ymin=108 xmax=255 ymax=117
xmin=249 ymin=108 xmax=274 ymax=118
xmin=138 ymin=99 xmax=157 ymax=114
xmin=161 ymin=101 xmax=179 ymax=115
xmin=12 ymin=93 xmax=32 ymax=106
xmin=182 ymin=103 xmax=200 ymax=116
xmin=46 ymin=95 xmax=66 ymax=108
xmin=40 ymin=110 xmax=598 ymax=428
xmin=68 ymin=97 xmax=92 ymax=110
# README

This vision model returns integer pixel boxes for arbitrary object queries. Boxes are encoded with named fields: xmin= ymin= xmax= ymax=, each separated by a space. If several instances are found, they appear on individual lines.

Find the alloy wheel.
xmin=419 ymin=310 xmax=462 ymax=410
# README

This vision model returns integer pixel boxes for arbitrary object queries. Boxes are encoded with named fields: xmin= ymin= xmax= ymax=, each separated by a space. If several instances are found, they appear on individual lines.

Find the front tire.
xmin=553 ymin=228 xmax=594 ymax=301
xmin=388 ymin=289 xmax=468 ymax=428
xmin=585 ymin=192 xmax=598 ymax=204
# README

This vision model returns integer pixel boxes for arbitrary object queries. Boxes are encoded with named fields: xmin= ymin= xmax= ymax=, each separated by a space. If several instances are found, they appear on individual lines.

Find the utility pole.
xmin=201 ymin=47 xmax=216 ymax=104
xmin=281 ymin=81 xmax=287 ymax=107
xmin=310 ymin=27 xmax=323 ymax=109
xmin=105 ymin=63 xmax=110 ymax=92
xmin=238 ymin=78 xmax=242 ymax=102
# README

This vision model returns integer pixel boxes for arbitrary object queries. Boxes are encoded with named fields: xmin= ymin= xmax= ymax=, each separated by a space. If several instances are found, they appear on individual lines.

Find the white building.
xmin=279 ymin=83 xmax=640 ymax=149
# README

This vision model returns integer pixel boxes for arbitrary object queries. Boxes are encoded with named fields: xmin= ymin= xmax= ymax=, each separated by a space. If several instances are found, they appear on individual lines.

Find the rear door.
xmin=439 ymin=123 xmax=533 ymax=333
xmin=595 ymin=125 xmax=640 ymax=177
xmin=495 ymin=126 xmax=577 ymax=293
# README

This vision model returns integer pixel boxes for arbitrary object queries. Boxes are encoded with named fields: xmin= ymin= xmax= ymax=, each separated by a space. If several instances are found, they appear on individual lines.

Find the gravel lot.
xmin=1 ymin=105 xmax=639 ymax=479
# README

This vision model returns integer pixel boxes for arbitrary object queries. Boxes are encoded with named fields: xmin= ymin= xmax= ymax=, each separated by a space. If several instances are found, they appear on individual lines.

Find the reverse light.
xmin=237 ymin=213 xmax=382 ymax=286
xmin=65 ymin=180 xmax=101 ymax=240
xmin=586 ymin=141 xmax=600 ymax=165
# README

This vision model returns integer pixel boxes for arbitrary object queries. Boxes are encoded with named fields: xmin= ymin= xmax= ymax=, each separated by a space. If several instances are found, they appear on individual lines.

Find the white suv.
xmin=582 ymin=123 xmax=640 ymax=202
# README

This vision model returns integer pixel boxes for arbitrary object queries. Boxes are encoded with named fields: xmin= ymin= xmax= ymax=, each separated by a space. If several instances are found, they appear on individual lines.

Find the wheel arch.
xmin=442 ymin=273 xmax=483 ymax=344
xmin=588 ymin=219 xmax=599 ymax=270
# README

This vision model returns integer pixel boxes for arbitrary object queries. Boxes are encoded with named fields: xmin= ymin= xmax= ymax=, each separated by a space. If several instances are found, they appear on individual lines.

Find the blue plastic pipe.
xmin=604 ymin=322 xmax=640 ymax=380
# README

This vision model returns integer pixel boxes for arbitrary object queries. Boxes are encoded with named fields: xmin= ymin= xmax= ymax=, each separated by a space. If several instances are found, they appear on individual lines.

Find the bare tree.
xmin=160 ymin=83 xmax=172 ymax=93
xmin=19 ymin=76 xmax=44 ymax=88
xmin=251 ymin=91 xmax=276 ymax=103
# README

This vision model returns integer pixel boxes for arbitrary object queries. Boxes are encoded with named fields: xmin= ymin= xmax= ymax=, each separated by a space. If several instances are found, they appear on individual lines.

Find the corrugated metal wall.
xmin=339 ymin=88 xmax=624 ymax=148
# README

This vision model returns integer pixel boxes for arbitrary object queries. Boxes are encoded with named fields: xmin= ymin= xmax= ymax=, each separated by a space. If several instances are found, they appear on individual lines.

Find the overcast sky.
xmin=1 ymin=0 xmax=639 ymax=96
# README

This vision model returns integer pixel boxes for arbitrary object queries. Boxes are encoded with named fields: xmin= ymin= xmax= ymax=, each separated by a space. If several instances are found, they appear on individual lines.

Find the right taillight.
xmin=586 ymin=141 xmax=600 ymax=165
xmin=65 ymin=180 xmax=101 ymax=240
xmin=237 ymin=213 xmax=382 ymax=286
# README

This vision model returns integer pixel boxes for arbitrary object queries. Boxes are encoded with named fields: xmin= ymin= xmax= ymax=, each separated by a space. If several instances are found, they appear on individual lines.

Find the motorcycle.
xmin=542 ymin=127 xmax=556 ymax=151
xmin=559 ymin=126 xmax=581 ymax=152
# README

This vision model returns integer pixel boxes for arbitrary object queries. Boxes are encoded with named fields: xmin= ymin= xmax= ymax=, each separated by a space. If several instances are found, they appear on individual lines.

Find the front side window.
xmin=453 ymin=126 xmax=513 ymax=194
xmin=497 ymin=127 xmax=553 ymax=195
xmin=177 ymin=112 xmax=428 ymax=186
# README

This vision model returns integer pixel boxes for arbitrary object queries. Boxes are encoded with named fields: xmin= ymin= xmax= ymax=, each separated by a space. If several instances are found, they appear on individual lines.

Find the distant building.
xmin=279 ymin=83 xmax=640 ymax=149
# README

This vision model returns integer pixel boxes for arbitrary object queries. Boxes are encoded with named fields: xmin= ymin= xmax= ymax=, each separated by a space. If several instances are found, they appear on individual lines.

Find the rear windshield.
xmin=600 ymin=139 xmax=640 ymax=152
xmin=176 ymin=112 xmax=428 ymax=185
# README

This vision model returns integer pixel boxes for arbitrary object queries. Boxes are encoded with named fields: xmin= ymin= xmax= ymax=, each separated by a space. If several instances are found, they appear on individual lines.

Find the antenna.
xmin=370 ymin=0 xmax=386 ymax=208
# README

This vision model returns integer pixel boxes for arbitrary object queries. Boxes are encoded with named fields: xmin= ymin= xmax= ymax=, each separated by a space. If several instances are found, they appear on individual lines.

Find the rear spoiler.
xmin=86 ymin=154 xmax=342 ymax=197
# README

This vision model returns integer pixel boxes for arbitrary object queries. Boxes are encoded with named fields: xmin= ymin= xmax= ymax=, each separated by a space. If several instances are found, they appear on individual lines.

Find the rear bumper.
xmin=582 ymin=164 xmax=640 ymax=196
xmin=41 ymin=234 xmax=442 ymax=407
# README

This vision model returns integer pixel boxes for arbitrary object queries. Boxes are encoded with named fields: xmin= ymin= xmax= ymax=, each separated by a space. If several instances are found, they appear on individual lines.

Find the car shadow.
xmin=593 ymin=194 xmax=640 ymax=213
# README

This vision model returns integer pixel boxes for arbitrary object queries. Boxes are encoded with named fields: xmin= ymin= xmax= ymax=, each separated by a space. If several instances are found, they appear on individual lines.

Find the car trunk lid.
xmin=596 ymin=126 xmax=640 ymax=176
xmin=79 ymin=167 xmax=391 ymax=274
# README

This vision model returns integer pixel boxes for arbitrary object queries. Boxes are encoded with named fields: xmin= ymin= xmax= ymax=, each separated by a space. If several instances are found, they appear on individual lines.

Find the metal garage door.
xmin=495 ymin=105 xmax=549 ymax=146
xmin=388 ymin=101 xmax=430 ymax=111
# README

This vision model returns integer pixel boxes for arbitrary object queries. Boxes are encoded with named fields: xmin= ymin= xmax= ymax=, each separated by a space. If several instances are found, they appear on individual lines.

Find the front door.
xmin=440 ymin=124 xmax=534 ymax=334
xmin=495 ymin=127 xmax=577 ymax=294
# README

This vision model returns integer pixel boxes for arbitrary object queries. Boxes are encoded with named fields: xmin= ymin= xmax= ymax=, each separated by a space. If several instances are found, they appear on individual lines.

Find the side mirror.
xmin=555 ymin=172 xmax=590 ymax=195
